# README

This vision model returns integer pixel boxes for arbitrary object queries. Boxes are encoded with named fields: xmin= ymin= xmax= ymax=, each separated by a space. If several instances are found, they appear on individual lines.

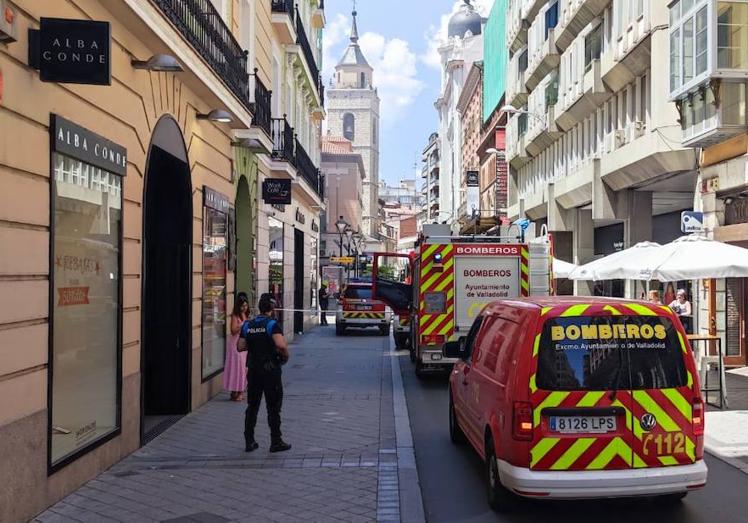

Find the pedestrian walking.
xmin=223 ymin=292 xmax=249 ymax=401
xmin=241 ymin=296 xmax=292 ymax=453
xmin=319 ymin=283 xmax=330 ymax=325
xmin=648 ymin=289 xmax=662 ymax=304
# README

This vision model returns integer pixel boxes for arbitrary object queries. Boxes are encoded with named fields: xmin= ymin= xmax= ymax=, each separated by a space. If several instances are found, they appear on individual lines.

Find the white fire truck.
xmin=373 ymin=224 xmax=551 ymax=377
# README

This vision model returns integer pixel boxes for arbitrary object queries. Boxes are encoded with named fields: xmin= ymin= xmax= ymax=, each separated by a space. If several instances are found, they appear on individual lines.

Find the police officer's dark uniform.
xmin=242 ymin=299 xmax=291 ymax=453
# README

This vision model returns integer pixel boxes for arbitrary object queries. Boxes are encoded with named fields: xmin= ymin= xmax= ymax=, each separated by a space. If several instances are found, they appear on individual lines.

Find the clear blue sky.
xmin=322 ymin=0 xmax=493 ymax=186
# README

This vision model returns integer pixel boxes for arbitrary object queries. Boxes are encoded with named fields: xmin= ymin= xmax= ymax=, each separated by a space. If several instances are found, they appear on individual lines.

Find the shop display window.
xmin=202 ymin=204 xmax=228 ymax=379
xmin=268 ymin=217 xmax=285 ymax=326
xmin=51 ymin=153 xmax=122 ymax=467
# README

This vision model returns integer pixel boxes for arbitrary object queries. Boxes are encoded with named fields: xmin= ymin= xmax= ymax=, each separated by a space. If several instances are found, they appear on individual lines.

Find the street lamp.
xmin=500 ymin=104 xmax=544 ymax=123
xmin=351 ymin=230 xmax=363 ymax=278
xmin=335 ymin=216 xmax=349 ymax=257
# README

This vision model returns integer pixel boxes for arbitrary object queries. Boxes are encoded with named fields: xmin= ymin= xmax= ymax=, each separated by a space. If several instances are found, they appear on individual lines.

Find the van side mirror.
xmin=444 ymin=338 xmax=467 ymax=359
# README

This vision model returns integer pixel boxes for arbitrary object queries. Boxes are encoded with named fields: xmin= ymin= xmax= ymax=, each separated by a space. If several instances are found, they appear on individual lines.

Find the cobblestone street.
xmin=36 ymin=325 xmax=419 ymax=523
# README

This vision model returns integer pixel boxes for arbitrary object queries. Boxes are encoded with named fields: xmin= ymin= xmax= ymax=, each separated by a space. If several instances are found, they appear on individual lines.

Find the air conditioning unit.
xmin=615 ymin=129 xmax=627 ymax=149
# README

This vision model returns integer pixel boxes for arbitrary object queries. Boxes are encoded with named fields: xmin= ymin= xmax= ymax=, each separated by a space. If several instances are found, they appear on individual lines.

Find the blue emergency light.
xmin=434 ymin=252 xmax=443 ymax=263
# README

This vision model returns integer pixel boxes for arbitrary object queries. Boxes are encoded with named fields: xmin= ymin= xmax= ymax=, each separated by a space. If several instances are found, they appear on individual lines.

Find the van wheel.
xmin=485 ymin=439 xmax=514 ymax=512
xmin=449 ymin=393 xmax=466 ymax=445
xmin=660 ymin=492 xmax=688 ymax=503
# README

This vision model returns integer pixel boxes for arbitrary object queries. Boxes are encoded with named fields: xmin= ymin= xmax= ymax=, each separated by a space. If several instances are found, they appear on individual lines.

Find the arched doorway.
xmin=141 ymin=116 xmax=192 ymax=441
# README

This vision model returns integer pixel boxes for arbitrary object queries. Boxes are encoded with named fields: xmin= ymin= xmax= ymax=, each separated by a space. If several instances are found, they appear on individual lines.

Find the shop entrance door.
xmin=141 ymin=117 xmax=192 ymax=442
xmin=294 ymin=229 xmax=304 ymax=334
xmin=725 ymin=278 xmax=747 ymax=367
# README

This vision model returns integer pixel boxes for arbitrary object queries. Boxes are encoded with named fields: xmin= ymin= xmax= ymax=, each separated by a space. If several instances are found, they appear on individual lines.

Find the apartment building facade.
xmin=667 ymin=0 xmax=748 ymax=366
xmin=253 ymin=0 xmax=325 ymax=339
xmin=0 ymin=0 xmax=324 ymax=520
xmin=505 ymin=0 xmax=698 ymax=295
xmin=421 ymin=132 xmax=441 ymax=222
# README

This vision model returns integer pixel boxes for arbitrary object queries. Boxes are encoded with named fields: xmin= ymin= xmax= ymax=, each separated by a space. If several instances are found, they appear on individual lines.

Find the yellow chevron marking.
xmin=561 ymin=304 xmax=589 ymax=317
xmin=586 ymin=437 xmax=631 ymax=470
xmin=438 ymin=320 xmax=455 ymax=336
xmin=603 ymin=305 xmax=622 ymax=315
xmin=421 ymin=271 xmax=443 ymax=293
xmin=531 ymin=437 xmax=560 ymax=467
xmin=529 ymin=373 xmax=537 ymax=393
xmin=550 ymin=438 xmax=596 ymax=470
xmin=633 ymin=390 xmax=696 ymax=462
xmin=687 ymin=370 xmax=693 ymax=388
xmin=677 ymin=331 xmax=688 ymax=354
xmin=577 ymin=391 xmax=606 ymax=407
xmin=660 ymin=306 xmax=672 ymax=314
xmin=423 ymin=306 xmax=454 ymax=335
xmin=521 ymin=262 xmax=529 ymax=276
xmin=660 ymin=388 xmax=692 ymax=422
xmin=533 ymin=391 xmax=569 ymax=427
xmin=421 ymin=244 xmax=439 ymax=264
xmin=541 ymin=307 xmax=553 ymax=316
xmin=532 ymin=333 xmax=541 ymax=357
xmin=626 ymin=303 xmax=656 ymax=316
xmin=521 ymin=279 xmax=530 ymax=291
xmin=659 ymin=456 xmax=679 ymax=466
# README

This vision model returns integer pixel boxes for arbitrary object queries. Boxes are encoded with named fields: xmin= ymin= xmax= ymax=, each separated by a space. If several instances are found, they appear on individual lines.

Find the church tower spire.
xmin=350 ymin=7 xmax=359 ymax=43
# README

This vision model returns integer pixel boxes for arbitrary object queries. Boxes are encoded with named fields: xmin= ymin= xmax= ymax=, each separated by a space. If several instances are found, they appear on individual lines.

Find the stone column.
xmin=621 ymin=190 xmax=653 ymax=299
xmin=573 ymin=208 xmax=595 ymax=296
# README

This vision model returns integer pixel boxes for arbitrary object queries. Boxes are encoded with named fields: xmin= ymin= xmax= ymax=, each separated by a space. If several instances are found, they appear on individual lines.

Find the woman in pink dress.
xmin=224 ymin=292 xmax=249 ymax=401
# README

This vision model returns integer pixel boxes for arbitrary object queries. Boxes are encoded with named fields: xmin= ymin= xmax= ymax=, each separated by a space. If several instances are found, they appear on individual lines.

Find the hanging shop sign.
xmin=0 ymin=1 xmax=18 ymax=43
xmin=203 ymin=186 xmax=229 ymax=214
xmin=311 ymin=220 xmax=319 ymax=233
xmin=51 ymin=114 xmax=127 ymax=175
xmin=29 ymin=18 xmax=111 ymax=85
xmin=681 ymin=211 xmax=704 ymax=234
xmin=466 ymin=170 xmax=480 ymax=187
xmin=262 ymin=179 xmax=292 ymax=204
xmin=295 ymin=208 xmax=306 ymax=225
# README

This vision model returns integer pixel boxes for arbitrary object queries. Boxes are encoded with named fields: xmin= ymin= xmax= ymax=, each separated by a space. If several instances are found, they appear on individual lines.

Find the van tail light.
xmin=692 ymin=398 xmax=704 ymax=436
xmin=422 ymin=334 xmax=445 ymax=346
xmin=513 ymin=401 xmax=534 ymax=441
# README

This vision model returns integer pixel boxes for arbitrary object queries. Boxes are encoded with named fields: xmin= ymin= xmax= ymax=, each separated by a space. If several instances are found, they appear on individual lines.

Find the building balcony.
xmin=296 ymin=12 xmax=320 ymax=94
xmin=677 ymin=82 xmax=748 ymax=148
xmin=270 ymin=117 xmax=295 ymax=165
xmin=601 ymin=3 xmax=652 ymax=93
xmin=554 ymin=0 xmax=608 ymax=53
xmin=295 ymin=138 xmax=324 ymax=201
xmin=522 ymin=0 xmax=547 ymax=27
xmin=600 ymin=126 xmax=696 ymax=192
xmin=556 ymin=59 xmax=610 ymax=131
xmin=526 ymin=105 xmax=563 ymax=156
xmin=271 ymin=0 xmax=296 ymax=44
xmin=507 ymin=120 xmax=531 ymax=169
xmin=152 ymin=0 xmax=251 ymax=112
xmin=554 ymin=158 xmax=597 ymax=212
xmin=526 ymin=28 xmax=560 ymax=91
xmin=507 ymin=0 xmax=528 ymax=53
xmin=506 ymin=53 xmax=529 ymax=108
xmin=234 ymin=72 xmax=273 ymax=153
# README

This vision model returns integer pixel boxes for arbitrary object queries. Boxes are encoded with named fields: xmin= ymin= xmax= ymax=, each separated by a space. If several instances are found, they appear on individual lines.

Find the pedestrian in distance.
xmin=669 ymin=288 xmax=693 ymax=333
xmin=648 ymin=289 xmax=662 ymax=305
xmin=319 ymin=283 xmax=330 ymax=325
xmin=224 ymin=292 xmax=249 ymax=402
xmin=241 ymin=296 xmax=292 ymax=453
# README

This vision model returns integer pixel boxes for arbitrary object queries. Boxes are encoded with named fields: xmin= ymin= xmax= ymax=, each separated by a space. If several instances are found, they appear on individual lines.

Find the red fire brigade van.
xmin=446 ymin=297 xmax=707 ymax=511
xmin=335 ymin=280 xmax=390 ymax=336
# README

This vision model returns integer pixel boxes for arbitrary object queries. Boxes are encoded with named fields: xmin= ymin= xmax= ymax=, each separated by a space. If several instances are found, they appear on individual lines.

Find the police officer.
xmin=242 ymin=296 xmax=291 ymax=453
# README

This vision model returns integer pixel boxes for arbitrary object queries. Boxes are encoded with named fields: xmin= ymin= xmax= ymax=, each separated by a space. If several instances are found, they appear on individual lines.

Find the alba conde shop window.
xmin=50 ymin=153 xmax=122 ymax=468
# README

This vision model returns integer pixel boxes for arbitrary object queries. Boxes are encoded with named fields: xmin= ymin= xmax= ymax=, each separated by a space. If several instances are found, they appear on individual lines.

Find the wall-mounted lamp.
xmin=197 ymin=109 xmax=233 ymax=123
xmin=131 ymin=54 xmax=183 ymax=72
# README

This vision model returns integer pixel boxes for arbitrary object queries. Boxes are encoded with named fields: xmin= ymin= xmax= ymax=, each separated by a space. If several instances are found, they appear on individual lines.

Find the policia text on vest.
xmin=241 ymin=302 xmax=292 ymax=453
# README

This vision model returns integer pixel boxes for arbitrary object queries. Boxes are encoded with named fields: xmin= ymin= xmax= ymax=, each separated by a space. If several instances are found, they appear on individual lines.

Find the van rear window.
xmin=344 ymin=286 xmax=372 ymax=300
xmin=536 ymin=315 xmax=688 ymax=391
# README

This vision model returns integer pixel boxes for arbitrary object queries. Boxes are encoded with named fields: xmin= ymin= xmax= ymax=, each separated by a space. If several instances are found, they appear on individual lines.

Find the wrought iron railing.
xmin=271 ymin=117 xmax=295 ymax=165
xmin=295 ymin=138 xmax=323 ymax=198
xmin=153 ymin=0 xmax=251 ymax=112
xmin=251 ymin=70 xmax=272 ymax=137
xmin=271 ymin=0 xmax=294 ymax=22
xmin=295 ymin=12 xmax=321 ymax=94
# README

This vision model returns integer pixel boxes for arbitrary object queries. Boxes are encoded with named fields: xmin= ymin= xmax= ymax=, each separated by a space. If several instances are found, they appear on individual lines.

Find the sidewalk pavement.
xmin=35 ymin=323 xmax=424 ymax=523
xmin=705 ymin=370 xmax=748 ymax=475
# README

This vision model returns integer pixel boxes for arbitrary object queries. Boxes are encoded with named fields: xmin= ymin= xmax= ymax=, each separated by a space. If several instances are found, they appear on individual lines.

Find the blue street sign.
xmin=681 ymin=211 xmax=704 ymax=233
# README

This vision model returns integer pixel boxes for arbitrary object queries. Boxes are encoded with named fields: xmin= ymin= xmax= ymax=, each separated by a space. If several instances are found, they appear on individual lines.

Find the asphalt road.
xmin=399 ymin=357 xmax=748 ymax=523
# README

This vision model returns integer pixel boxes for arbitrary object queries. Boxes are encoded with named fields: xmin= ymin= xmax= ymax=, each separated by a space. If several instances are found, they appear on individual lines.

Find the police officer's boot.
xmin=269 ymin=438 xmax=291 ymax=453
